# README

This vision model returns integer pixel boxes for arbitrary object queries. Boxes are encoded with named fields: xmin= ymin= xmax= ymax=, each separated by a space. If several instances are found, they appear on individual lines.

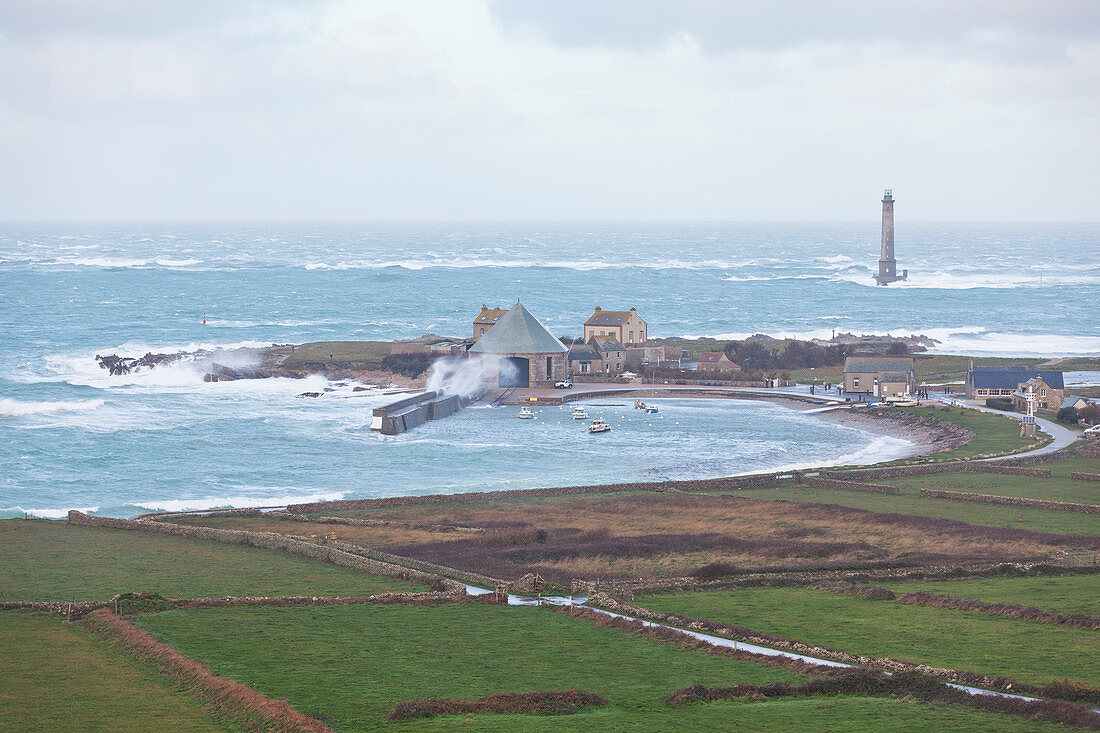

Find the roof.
xmin=699 ymin=352 xmax=730 ymax=363
xmin=844 ymin=356 xmax=914 ymax=374
xmin=468 ymin=302 xmax=567 ymax=355
xmin=568 ymin=342 xmax=600 ymax=361
xmin=585 ymin=307 xmax=643 ymax=327
xmin=969 ymin=366 xmax=1064 ymax=390
xmin=474 ymin=305 xmax=509 ymax=325
xmin=592 ymin=337 xmax=624 ymax=353
xmin=1062 ymin=395 xmax=1087 ymax=409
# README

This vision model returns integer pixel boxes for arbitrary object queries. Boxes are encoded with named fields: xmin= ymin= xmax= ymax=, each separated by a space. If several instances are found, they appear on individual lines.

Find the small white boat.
xmin=518 ymin=406 xmax=535 ymax=419
xmin=571 ymin=406 xmax=589 ymax=420
xmin=644 ymin=406 xmax=660 ymax=414
xmin=588 ymin=418 xmax=611 ymax=434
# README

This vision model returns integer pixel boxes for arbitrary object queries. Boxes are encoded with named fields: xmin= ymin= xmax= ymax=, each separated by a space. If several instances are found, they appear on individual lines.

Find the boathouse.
xmin=843 ymin=355 xmax=915 ymax=398
xmin=468 ymin=302 xmax=567 ymax=388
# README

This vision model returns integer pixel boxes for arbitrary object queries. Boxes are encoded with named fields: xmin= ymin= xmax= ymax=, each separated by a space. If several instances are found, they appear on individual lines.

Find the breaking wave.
xmin=0 ymin=398 xmax=105 ymax=417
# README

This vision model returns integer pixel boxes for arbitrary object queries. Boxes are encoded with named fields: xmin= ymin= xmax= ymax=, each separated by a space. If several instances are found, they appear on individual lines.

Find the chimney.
xmin=594 ymin=306 xmax=601 ymax=312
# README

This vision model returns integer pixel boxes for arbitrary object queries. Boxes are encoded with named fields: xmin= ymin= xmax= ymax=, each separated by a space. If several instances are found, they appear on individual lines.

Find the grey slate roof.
xmin=585 ymin=309 xmax=637 ymax=326
xmin=969 ymin=366 xmax=1064 ymax=390
xmin=469 ymin=302 xmax=567 ymax=355
xmin=568 ymin=343 xmax=600 ymax=361
xmin=844 ymin=356 xmax=914 ymax=374
xmin=592 ymin=337 xmax=624 ymax=354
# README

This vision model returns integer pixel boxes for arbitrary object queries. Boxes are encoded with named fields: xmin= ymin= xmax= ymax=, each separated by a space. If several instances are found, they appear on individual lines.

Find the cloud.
xmin=0 ymin=0 xmax=1097 ymax=220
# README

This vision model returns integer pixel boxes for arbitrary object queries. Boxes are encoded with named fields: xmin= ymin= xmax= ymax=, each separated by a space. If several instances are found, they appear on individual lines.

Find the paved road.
xmin=934 ymin=395 xmax=1079 ymax=460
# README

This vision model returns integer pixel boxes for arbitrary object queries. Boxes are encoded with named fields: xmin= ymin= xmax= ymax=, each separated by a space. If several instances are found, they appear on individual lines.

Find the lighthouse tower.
xmin=874 ymin=188 xmax=907 ymax=285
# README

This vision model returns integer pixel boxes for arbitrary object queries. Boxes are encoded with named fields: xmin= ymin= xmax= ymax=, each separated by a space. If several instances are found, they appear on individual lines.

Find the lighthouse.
xmin=874 ymin=188 xmax=907 ymax=285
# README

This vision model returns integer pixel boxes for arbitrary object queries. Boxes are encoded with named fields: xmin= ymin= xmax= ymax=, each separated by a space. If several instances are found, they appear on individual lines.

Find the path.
xmin=935 ymin=395 xmax=1078 ymax=460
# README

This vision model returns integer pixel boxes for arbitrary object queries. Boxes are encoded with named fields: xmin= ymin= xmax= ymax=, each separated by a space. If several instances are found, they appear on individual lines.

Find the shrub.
xmin=986 ymin=397 xmax=1015 ymax=411
xmin=1058 ymin=407 xmax=1080 ymax=424
xmin=380 ymin=353 xmax=436 ymax=378
xmin=386 ymin=690 xmax=608 ymax=721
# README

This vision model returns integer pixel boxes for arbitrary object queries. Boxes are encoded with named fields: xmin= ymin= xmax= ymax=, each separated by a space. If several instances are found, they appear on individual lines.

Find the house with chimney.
xmin=473 ymin=305 xmax=509 ymax=341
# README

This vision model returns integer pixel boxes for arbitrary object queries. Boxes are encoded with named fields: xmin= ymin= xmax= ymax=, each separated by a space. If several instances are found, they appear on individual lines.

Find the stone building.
xmin=965 ymin=364 xmax=1065 ymax=402
xmin=473 ymin=305 xmax=509 ymax=341
xmin=592 ymin=336 xmax=625 ymax=373
xmin=1011 ymin=375 xmax=1065 ymax=413
xmin=843 ymin=356 xmax=915 ymax=398
xmin=698 ymin=352 xmax=741 ymax=376
xmin=468 ymin=302 xmax=567 ymax=387
xmin=567 ymin=341 xmax=602 ymax=376
xmin=583 ymin=307 xmax=647 ymax=347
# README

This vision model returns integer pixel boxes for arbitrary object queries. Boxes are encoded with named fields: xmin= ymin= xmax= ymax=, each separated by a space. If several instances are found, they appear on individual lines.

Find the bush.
xmin=380 ymin=353 xmax=436 ymax=378
xmin=1058 ymin=407 xmax=1079 ymax=424
xmin=985 ymin=397 xmax=1015 ymax=411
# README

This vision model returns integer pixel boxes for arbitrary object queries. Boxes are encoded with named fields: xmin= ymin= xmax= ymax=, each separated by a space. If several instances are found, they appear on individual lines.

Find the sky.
xmin=1 ymin=1 xmax=1098 ymax=221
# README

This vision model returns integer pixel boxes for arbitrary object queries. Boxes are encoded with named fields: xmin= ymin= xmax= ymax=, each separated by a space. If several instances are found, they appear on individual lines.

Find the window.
xmin=546 ymin=356 xmax=552 ymax=380
xmin=628 ymin=331 xmax=634 ymax=343
xmin=853 ymin=378 xmax=859 ymax=388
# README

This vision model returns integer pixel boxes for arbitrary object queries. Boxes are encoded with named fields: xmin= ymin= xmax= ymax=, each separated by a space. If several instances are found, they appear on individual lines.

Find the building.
xmin=843 ymin=356 xmax=915 ymax=398
xmin=965 ymin=365 xmax=1065 ymax=401
xmin=468 ymin=301 xmax=567 ymax=387
xmin=873 ymin=189 xmax=907 ymax=285
xmin=1011 ymin=376 xmax=1065 ymax=413
xmin=567 ymin=341 xmax=602 ymax=376
xmin=591 ymin=336 xmax=625 ymax=373
xmin=473 ymin=305 xmax=509 ymax=341
xmin=697 ymin=352 xmax=741 ymax=376
xmin=1061 ymin=395 xmax=1092 ymax=412
xmin=583 ymin=307 xmax=647 ymax=347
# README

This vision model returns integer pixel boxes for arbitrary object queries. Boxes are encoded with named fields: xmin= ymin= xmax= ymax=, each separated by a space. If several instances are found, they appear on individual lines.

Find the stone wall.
xmin=1071 ymin=473 xmax=1100 ymax=482
xmin=285 ymin=475 xmax=779 ymax=514
xmin=825 ymin=462 xmax=1052 ymax=481
xmin=795 ymin=475 xmax=901 ymax=495
xmin=67 ymin=511 xmax=467 ymax=592
xmin=1077 ymin=446 xmax=1100 ymax=459
xmin=918 ymin=489 xmax=1100 ymax=514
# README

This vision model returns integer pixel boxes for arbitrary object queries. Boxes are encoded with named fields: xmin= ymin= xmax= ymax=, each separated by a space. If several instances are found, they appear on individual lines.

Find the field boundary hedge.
xmin=386 ymin=690 xmax=608 ymax=721
xmin=66 ymin=511 xmax=467 ymax=593
xmin=665 ymin=672 xmax=1100 ymax=730
xmin=586 ymin=593 xmax=1100 ymax=703
xmin=896 ymin=592 xmax=1100 ymax=630
xmin=918 ymin=489 xmax=1100 ymax=514
xmin=83 ymin=609 xmax=334 ymax=732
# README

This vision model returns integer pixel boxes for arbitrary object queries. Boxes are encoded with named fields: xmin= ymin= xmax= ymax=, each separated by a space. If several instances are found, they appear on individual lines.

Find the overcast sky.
xmin=1 ymin=1 xmax=1097 ymax=221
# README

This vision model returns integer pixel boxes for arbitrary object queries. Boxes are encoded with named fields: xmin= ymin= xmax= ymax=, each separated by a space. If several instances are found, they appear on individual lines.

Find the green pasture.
xmin=0 ymin=613 xmax=234 ymax=732
xmin=880 ymin=574 xmax=1100 ymax=616
xmin=632 ymin=587 xmax=1099 ymax=687
xmin=0 ymin=519 xmax=423 ymax=602
xmin=136 ymin=603 xmax=801 ymax=730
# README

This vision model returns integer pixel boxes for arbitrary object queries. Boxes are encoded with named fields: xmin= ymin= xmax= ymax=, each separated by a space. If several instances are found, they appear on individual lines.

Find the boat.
xmin=588 ymin=418 xmax=611 ymax=434
xmin=643 ymin=406 xmax=660 ymax=414
xmin=518 ymin=406 xmax=535 ymax=419
xmin=571 ymin=406 xmax=589 ymax=420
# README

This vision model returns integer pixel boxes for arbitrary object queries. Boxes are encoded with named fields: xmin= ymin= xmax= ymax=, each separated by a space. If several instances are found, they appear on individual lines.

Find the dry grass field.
xmin=172 ymin=491 xmax=1099 ymax=585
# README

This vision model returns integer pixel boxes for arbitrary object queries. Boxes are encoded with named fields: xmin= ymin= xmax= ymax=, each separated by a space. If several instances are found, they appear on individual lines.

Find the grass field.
xmin=752 ymin=482 xmax=1100 ymax=536
xmin=0 ymin=520 xmax=423 ymax=602
xmin=879 ymin=574 xmax=1100 ymax=616
xmin=135 ymin=603 xmax=801 ymax=729
xmin=883 ymin=471 xmax=1100 ymax=504
xmin=633 ymin=587 xmax=1100 ymax=687
xmin=891 ymin=405 xmax=1042 ymax=461
xmin=1 ymin=613 xmax=234 ymax=732
xmin=271 ymin=341 xmax=395 ymax=369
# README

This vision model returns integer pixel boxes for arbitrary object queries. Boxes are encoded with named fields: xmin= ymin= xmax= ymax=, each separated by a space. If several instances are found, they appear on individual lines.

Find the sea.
xmin=2 ymin=221 xmax=1097 ymax=518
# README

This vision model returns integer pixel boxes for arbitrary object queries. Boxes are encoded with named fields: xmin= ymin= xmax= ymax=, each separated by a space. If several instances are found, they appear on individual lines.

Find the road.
xmin=935 ymin=395 xmax=1079 ymax=460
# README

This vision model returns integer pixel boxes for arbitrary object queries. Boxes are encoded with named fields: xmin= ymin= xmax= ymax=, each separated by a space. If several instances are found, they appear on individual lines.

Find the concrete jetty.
xmin=370 ymin=391 xmax=462 ymax=435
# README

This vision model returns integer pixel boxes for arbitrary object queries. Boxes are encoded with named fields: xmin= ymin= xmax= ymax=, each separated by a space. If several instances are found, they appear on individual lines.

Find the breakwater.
xmin=370 ymin=390 xmax=462 ymax=435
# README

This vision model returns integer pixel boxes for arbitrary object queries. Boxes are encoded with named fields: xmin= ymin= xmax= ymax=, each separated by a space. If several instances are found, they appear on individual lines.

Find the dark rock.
xmin=297 ymin=392 xmax=322 ymax=398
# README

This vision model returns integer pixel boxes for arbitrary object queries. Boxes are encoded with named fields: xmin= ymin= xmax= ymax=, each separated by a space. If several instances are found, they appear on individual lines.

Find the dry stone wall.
xmin=795 ymin=476 xmax=901 ymax=495
xmin=1071 ymin=473 xmax=1100 ymax=482
xmin=285 ymin=475 xmax=779 ymax=514
xmin=825 ymin=463 xmax=1052 ymax=481
xmin=918 ymin=489 xmax=1100 ymax=514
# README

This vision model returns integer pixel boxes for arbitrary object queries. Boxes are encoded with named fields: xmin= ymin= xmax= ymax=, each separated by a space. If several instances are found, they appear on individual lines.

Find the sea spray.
xmin=425 ymin=356 xmax=517 ymax=398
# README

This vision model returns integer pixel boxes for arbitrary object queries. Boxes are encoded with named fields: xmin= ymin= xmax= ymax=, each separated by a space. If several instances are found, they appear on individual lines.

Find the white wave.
xmin=59 ymin=257 xmax=150 ymax=268
xmin=0 ymin=398 xmax=104 ymax=417
xmin=703 ymin=325 xmax=1100 ymax=357
xmin=130 ymin=489 xmax=349 ymax=514
xmin=300 ymin=257 xmax=795 ymax=272
xmin=154 ymin=258 xmax=203 ymax=267
xmin=3 ymin=506 xmax=100 ymax=519
xmin=831 ymin=268 xmax=1100 ymax=289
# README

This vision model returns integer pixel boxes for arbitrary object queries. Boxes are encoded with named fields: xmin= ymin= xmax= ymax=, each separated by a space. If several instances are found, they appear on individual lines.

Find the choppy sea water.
xmin=1 ymin=222 xmax=1097 ymax=518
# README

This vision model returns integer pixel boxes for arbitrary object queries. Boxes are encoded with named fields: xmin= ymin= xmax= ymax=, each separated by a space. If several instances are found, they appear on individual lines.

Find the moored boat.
xmin=518 ymin=406 xmax=535 ymax=419
xmin=571 ymin=406 xmax=589 ymax=420
xmin=588 ymin=418 xmax=611 ymax=433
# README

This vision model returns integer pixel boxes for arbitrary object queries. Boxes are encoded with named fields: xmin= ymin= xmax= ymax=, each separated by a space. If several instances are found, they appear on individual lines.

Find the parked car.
xmin=555 ymin=379 xmax=573 ymax=389
xmin=1085 ymin=424 xmax=1100 ymax=436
